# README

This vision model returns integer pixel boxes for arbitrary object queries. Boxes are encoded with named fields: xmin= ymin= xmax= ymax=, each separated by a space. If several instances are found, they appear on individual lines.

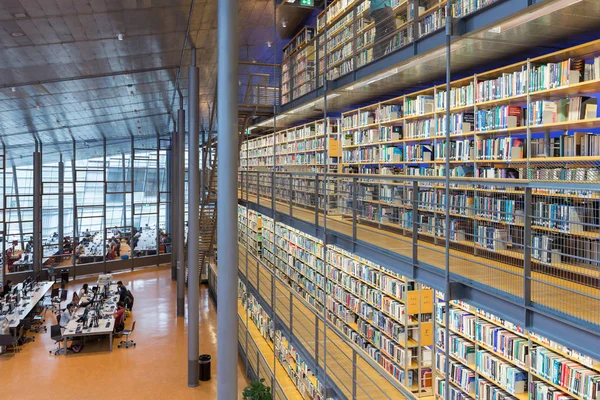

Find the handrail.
xmin=238 ymin=170 xmax=600 ymax=190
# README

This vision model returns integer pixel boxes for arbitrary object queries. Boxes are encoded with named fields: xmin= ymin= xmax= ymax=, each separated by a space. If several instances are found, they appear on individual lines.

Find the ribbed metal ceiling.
xmin=0 ymin=0 xmax=282 ymax=164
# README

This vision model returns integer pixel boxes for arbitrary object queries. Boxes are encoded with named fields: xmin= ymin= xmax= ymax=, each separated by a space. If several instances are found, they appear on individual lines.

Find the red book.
xmin=507 ymin=106 xmax=523 ymax=127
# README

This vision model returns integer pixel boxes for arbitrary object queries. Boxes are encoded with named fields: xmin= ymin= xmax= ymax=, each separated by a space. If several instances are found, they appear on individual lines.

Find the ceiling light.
xmin=117 ymin=33 xmax=125 ymax=41
xmin=10 ymin=87 xmax=16 ymax=92
xmin=490 ymin=0 xmax=583 ymax=33
xmin=282 ymin=20 xmax=287 ymax=28
xmin=13 ymin=13 xmax=27 ymax=18
xmin=267 ymin=41 xmax=272 ymax=48
xmin=10 ymin=32 xmax=24 ymax=37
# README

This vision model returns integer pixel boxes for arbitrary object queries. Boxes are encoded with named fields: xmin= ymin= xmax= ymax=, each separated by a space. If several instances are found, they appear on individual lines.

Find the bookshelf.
xmin=237 ymin=204 xmax=435 ymax=397
xmin=280 ymin=0 xmax=501 ymax=97
xmin=244 ymin=38 xmax=600 ymax=283
xmin=238 ymin=279 xmax=332 ymax=400
xmin=434 ymin=293 xmax=600 ymax=400
xmin=241 ymin=118 xmax=342 ymax=172
xmin=282 ymin=27 xmax=316 ymax=105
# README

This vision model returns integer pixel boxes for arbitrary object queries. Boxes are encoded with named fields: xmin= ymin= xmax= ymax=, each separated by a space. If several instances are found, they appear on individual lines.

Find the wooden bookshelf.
xmin=435 ymin=295 xmax=600 ymax=400
xmin=282 ymin=26 xmax=316 ymax=105
xmin=238 ymin=293 xmax=325 ymax=400
xmin=244 ymin=38 xmax=600 ymax=293
xmin=238 ymin=204 xmax=435 ymax=398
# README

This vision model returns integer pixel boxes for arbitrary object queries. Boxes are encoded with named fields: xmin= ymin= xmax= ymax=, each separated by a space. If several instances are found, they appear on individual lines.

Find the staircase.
xmin=197 ymin=135 xmax=217 ymax=282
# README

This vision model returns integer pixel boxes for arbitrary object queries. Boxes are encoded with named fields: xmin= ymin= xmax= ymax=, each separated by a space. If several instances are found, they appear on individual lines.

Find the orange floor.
xmin=1 ymin=266 xmax=250 ymax=399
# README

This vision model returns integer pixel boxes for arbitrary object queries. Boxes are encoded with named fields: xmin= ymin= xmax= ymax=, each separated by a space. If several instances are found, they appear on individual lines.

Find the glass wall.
xmin=2 ymin=137 xmax=172 ymax=279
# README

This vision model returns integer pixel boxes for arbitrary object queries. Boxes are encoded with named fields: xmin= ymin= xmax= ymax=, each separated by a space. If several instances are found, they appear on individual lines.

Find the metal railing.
xmin=238 ymin=170 xmax=600 ymax=335
xmin=237 ymin=233 xmax=416 ymax=399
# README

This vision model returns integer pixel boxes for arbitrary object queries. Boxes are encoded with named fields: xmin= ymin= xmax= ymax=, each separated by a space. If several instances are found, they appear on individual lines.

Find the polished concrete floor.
xmin=1 ymin=266 xmax=250 ymax=399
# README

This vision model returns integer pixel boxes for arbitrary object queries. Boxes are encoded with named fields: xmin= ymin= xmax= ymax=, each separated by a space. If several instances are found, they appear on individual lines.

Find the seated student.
xmin=114 ymin=302 xmax=125 ymax=333
xmin=78 ymin=283 xmax=90 ymax=299
xmin=2 ymin=280 xmax=12 ymax=297
xmin=60 ymin=303 xmax=77 ymax=330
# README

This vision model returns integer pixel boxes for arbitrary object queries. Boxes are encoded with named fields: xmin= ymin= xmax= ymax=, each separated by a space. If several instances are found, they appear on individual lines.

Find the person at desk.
xmin=114 ymin=302 xmax=125 ymax=334
xmin=2 ymin=280 xmax=12 ymax=296
xmin=78 ymin=283 xmax=90 ymax=299
xmin=60 ymin=303 xmax=77 ymax=330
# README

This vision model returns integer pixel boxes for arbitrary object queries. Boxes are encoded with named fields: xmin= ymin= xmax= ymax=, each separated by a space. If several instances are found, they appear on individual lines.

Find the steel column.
xmin=177 ymin=98 xmax=186 ymax=317
xmin=168 ymin=137 xmax=175 ymax=280
xmin=443 ymin=4 xmax=452 ymax=399
xmin=58 ymin=155 xmax=65 ymax=254
xmin=122 ymin=153 xmax=127 ymax=228
xmin=217 ymin=0 xmax=239 ymax=396
xmin=187 ymin=47 xmax=200 ymax=387
xmin=33 ymin=146 xmax=42 ymax=274
xmin=12 ymin=165 xmax=24 ymax=248
xmin=72 ymin=140 xmax=78 ymax=270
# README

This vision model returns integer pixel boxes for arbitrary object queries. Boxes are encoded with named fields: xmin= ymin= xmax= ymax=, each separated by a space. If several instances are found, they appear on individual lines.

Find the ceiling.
xmin=0 ymin=0 xmax=292 ymax=165
xmin=250 ymin=0 xmax=600 ymax=133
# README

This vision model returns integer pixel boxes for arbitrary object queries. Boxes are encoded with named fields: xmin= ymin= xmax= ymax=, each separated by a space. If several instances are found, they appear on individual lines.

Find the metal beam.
xmin=187 ymin=47 xmax=200 ymax=387
xmin=217 ymin=0 xmax=239 ymax=396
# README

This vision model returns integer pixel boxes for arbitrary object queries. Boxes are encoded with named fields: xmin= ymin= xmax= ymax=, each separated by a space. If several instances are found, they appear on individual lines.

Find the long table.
xmin=0 ymin=281 xmax=54 ymax=329
xmin=62 ymin=286 xmax=119 ymax=354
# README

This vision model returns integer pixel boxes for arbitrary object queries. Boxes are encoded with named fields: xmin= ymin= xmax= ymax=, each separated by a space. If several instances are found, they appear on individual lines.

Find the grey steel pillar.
xmin=58 ymin=155 xmax=65 ymax=253
xmin=57 ymin=154 xmax=64 ymax=273
xmin=33 ymin=145 xmax=42 ymax=274
xmin=167 ymin=136 xmax=174 ymax=279
xmin=443 ymin=4 xmax=452 ymax=399
xmin=12 ymin=165 xmax=24 ymax=248
xmin=187 ymin=47 xmax=200 ymax=387
xmin=121 ymin=153 xmax=127 ymax=228
xmin=72 ymin=140 xmax=78 ymax=269
xmin=177 ymin=96 xmax=186 ymax=317
xmin=217 ymin=0 xmax=238 ymax=397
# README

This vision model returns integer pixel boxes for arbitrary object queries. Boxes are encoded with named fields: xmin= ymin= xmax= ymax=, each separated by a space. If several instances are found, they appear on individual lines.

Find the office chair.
xmin=49 ymin=324 xmax=65 ymax=356
xmin=19 ymin=319 xmax=35 ymax=344
xmin=117 ymin=321 xmax=136 ymax=348
xmin=30 ymin=307 xmax=47 ymax=333
xmin=0 ymin=334 xmax=17 ymax=355
xmin=45 ymin=287 xmax=60 ymax=313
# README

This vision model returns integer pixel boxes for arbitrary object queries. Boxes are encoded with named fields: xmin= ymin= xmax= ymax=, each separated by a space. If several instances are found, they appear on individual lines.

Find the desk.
xmin=78 ymin=234 xmax=105 ymax=264
xmin=62 ymin=291 xmax=118 ymax=354
xmin=133 ymin=227 xmax=157 ymax=254
xmin=0 ymin=281 xmax=54 ymax=329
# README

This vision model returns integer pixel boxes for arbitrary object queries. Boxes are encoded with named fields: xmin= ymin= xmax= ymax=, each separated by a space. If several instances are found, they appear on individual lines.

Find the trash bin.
xmin=199 ymin=354 xmax=211 ymax=381
xmin=60 ymin=269 xmax=69 ymax=288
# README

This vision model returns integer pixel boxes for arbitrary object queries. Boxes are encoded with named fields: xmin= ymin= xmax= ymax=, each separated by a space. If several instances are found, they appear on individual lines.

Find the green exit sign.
xmin=299 ymin=0 xmax=313 ymax=6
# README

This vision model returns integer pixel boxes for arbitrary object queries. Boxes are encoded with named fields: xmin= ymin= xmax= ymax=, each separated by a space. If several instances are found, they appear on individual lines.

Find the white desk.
xmin=63 ymin=293 xmax=119 ymax=354
xmin=134 ymin=227 xmax=157 ymax=252
xmin=0 ymin=281 xmax=54 ymax=329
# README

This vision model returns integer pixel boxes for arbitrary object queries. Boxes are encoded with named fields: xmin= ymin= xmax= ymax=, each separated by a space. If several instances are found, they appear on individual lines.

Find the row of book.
xmin=476 ymin=66 xmax=527 ymax=103
xmin=476 ymin=350 xmax=528 ymax=395
xmin=436 ymin=82 xmax=475 ymax=111
xmin=531 ymin=347 xmax=600 ymax=399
